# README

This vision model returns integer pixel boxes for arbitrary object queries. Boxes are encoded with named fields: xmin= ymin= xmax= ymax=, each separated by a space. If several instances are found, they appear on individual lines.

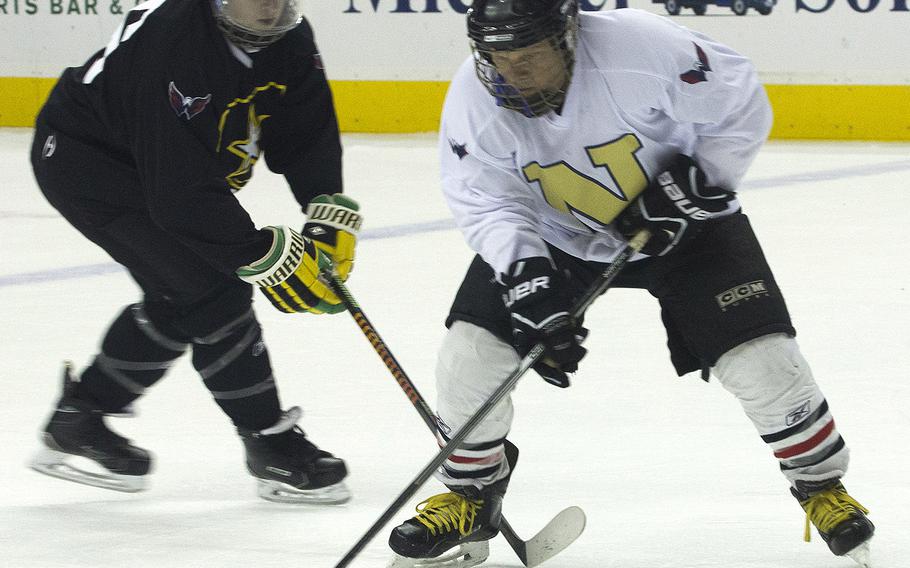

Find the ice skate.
xmin=30 ymin=362 xmax=151 ymax=493
xmin=794 ymin=481 xmax=874 ymax=567
xmin=388 ymin=443 xmax=516 ymax=568
xmin=239 ymin=406 xmax=350 ymax=504
xmin=387 ymin=489 xmax=502 ymax=568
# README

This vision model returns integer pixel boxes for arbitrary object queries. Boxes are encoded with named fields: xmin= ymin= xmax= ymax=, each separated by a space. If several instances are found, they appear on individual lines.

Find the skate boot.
xmin=793 ymin=481 xmax=874 ymax=567
xmin=387 ymin=442 xmax=518 ymax=568
xmin=30 ymin=362 xmax=151 ymax=492
xmin=238 ymin=406 xmax=350 ymax=504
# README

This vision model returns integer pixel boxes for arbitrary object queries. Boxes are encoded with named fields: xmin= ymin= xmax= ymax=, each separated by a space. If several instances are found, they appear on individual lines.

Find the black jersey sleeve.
xmin=126 ymin=56 xmax=272 ymax=275
xmin=258 ymin=21 xmax=343 ymax=210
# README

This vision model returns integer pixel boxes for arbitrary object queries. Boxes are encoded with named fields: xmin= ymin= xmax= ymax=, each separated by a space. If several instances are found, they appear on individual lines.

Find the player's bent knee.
xmin=437 ymin=321 xmax=519 ymax=393
xmin=435 ymin=321 xmax=518 ymax=442
xmin=712 ymin=333 xmax=823 ymax=433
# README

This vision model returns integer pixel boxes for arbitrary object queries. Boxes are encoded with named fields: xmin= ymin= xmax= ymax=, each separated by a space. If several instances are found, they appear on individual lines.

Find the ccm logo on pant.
xmin=716 ymin=280 xmax=768 ymax=310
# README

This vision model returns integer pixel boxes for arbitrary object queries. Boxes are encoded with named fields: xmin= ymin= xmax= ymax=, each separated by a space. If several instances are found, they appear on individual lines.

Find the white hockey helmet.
xmin=212 ymin=0 xmax=304 ymax=51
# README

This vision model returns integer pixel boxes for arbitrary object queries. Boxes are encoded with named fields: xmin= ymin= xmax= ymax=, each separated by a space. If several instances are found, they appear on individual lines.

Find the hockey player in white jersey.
xmin=387 ymin=1 xmax=874 ymax=567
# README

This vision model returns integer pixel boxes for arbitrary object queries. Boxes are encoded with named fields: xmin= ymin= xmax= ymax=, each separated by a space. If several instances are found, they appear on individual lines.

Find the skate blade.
xmin=846 ymin=539 xmax=873 ymax=568
xmin=256 ymin=478 xmax=351 ymax=504
xmin=387 ymin=541 xmax=490 ymax=568
xmin=29 ymin=448 xmax=147 ymax=493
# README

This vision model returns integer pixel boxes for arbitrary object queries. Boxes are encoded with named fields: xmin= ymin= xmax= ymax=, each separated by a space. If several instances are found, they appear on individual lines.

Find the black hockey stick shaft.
xmin=334 ymin=229 xmax=650 ymax=568
xmin=498 ymin=516 xmax=529 ymax=565
xmin=325 ymin=272 xmax=538 ymax=562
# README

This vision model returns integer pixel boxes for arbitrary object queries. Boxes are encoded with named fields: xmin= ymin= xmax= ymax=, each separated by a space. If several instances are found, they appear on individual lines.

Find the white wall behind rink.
xmin=1 ymin=1 xmax=907 ymax=85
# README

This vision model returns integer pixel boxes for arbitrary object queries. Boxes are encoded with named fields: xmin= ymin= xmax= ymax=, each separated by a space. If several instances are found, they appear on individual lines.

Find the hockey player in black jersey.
xmin=386 ymin=1 xmax=873 ymax=566
xmin=28 ymin=0 xmax=359 ymax=504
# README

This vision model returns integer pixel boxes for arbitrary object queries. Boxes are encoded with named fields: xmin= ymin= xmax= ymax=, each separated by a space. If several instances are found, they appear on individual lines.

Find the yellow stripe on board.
xmin=765 ymin=84 xmax=910 ymax=141
xmin=1 ymin=77 xmax=907 ymax=140
xmin=331 ymin=80 xmax=450 ymax=133
xmin=0 ymin=77 xmax=58 ymax=127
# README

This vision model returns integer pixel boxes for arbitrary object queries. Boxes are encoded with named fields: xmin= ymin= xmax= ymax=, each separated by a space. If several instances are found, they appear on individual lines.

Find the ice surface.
xmin=1 ymin=128 xmax=907 ymax=567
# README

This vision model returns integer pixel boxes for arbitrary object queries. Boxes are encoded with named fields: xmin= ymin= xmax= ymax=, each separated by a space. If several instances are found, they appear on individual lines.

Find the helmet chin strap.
xmin=500 ymin=88 xmax=567 ymax=118
xmin=215 ymin=19 xmax=287 ymax=51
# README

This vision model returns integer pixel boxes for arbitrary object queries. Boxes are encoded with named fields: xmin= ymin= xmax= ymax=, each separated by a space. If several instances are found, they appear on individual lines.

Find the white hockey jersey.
xmin=439 ymin=8 xmax=772 ymax=276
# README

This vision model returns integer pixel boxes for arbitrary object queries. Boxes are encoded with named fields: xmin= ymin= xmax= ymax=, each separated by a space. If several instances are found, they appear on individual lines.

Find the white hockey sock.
xmin=712 ymin=333 xmax=849 ymax=488
xmin=434 ymin=321 xmax=518 ymax=490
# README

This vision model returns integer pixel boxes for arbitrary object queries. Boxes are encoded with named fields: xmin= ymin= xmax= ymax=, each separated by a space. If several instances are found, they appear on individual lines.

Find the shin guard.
xmin=191 ymin=310 xmax=281 ymax=430
xmin=713 ymin=333 xmax=849 ymax=492
xmin=80 ymin=304 xmax=188 ymax=412
xmin=434 ymin=321 xmax=517 ymax=491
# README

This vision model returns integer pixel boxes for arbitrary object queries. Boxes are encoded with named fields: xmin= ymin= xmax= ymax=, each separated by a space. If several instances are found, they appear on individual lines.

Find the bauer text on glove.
xmin=615 ymin=154 xmax=735 ymax=256
xmin=502 ymin=257 xmax=588 ymax=388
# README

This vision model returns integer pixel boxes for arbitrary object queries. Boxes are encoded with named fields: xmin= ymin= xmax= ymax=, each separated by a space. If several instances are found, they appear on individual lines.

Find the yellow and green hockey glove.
xmin=303 ymin=194 xmax=363 ymax=281
xmin=237 ymin=226 xmax=343 ymax=314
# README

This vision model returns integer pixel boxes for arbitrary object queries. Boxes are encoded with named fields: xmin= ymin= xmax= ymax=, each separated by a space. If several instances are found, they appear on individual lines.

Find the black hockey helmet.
xmin=467 ymin=0 xmax=579 ymax=117
xmin=212 ymin=0 xmax=304 ymax=51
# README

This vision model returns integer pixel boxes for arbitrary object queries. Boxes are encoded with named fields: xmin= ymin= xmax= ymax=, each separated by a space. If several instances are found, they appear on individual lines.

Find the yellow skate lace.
xmin=414 ymin=492 xmax=483 ymax=537
xmin=801 ymin=483 xmax=869 ymax=542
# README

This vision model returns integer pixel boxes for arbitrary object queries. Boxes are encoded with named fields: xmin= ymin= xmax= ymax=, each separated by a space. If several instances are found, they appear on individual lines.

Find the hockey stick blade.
xmin=499 ymin=507 xmax=586 ymax=568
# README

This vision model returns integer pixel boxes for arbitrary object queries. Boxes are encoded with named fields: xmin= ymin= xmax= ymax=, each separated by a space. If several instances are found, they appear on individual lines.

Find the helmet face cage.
xmin=468 ymin=0 xmax=579 ymax=117
xmin=212 ymin=0 xmax=303 ymax=51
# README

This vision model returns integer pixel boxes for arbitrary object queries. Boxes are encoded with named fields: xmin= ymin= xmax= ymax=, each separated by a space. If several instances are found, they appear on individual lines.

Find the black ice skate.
xmin=387 ymin=442 xmax=517 ymax=568
xmin=239 ymin=406 xmax=350 ymax=504
xmin=30 ymin=362 xmax=151 ymax=493
xmin=794 ymin=481 xmax=874 ymax=568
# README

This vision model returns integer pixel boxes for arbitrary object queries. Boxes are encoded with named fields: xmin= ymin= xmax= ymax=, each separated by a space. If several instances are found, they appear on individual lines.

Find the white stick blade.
xmin=523 ymin=506 xmax=586 ymax=568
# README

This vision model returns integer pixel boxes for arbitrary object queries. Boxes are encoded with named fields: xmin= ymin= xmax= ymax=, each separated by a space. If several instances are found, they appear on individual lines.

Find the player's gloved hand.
xmin=303 ymin=194 xmax=362 ymax=281
xmin=615 ymin=154 xmax=735 ymax=256
xmin=502 ymin=257 xmax=587 ymax=388
xmin=236 ymin=226 xmax=343 ymax=315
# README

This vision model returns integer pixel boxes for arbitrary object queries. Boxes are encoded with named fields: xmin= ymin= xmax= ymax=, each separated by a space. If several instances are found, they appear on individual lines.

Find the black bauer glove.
xmin=501 ymin=257 xmax=588 ymax=388
xmin=616 ymin=154 xmax=736 ymax=257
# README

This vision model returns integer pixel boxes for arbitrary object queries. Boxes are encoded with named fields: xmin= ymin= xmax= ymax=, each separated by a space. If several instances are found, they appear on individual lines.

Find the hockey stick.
xmin=334 ymin=229 xmax=651 ymax=568
xmin=324 ymin=272 xmax=584 ymax=567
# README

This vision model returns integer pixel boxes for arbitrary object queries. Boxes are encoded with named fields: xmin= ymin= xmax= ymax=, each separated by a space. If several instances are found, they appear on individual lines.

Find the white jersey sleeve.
xmin=590 ymin=9 xmax=772 ymax=189
xmin=439 ymin=59 xmax=554 ymax=275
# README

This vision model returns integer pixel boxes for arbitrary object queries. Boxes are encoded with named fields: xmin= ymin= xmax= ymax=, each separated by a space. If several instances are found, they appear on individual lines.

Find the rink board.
xmin=1 ymin=78 xmax=907 ymax=140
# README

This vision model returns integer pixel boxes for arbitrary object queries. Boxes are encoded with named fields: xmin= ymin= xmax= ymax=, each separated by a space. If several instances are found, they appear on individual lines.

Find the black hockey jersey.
xmin=37 ymin=0 xmax=342 ymax=274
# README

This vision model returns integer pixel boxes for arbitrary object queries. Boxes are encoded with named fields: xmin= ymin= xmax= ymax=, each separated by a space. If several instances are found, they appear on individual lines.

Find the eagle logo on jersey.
xmin=679 ymin=43 xmax=712 ymax=85
xmin=449 ymin=139 xmax=469 ymax=160
xmin=168 ymin=81 xmax=212 ymax=120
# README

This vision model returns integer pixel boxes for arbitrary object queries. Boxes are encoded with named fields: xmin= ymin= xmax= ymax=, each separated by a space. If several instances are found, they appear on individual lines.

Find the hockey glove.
xmin=237 ymin=226 xmax=343 ymax=315
xmin=303 ymin=194 xmax=362 ymax=281
xmin=502 ymin=257 xmax=588 ymax=388
xmin=615 ymin=154 xmax=735 ymax=256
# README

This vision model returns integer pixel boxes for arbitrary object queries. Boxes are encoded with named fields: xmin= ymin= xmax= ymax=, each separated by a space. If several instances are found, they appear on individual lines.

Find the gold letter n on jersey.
xmin=522 ymin=133 xmax=647 ymax=228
